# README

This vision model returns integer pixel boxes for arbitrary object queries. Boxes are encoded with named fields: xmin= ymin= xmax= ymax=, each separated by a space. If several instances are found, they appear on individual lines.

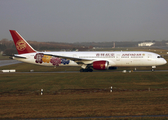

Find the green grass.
xmin=0 ymin=54 xmax=10 ymax=60
xmin=0 ymin=72 xmax=168 ymax=95
xmin=0 ymin=71 xmax=168 ymax=119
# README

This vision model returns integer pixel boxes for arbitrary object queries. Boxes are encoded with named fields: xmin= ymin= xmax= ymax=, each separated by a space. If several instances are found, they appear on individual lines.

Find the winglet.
xmin=9 ymin=30 xmax=36 ymax=54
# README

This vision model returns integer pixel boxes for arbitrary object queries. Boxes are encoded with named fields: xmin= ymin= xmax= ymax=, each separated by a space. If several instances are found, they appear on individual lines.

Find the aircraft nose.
xmin=163 ymin=59 xmax=167 ymax=64
xmin=156 ymin=58 xmax=167 ymax=65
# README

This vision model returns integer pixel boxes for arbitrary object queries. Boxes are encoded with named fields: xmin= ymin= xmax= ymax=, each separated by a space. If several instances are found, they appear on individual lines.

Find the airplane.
xmin=9 ymin=30 xmax=167 ymax=72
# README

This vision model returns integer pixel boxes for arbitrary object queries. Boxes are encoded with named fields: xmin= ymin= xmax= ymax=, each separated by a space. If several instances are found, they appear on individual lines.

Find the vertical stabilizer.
xmin=9 ymin=30 xmax=36 ymax=54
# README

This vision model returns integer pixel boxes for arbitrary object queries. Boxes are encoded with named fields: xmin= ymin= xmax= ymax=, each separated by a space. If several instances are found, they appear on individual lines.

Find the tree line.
xmin=0 ymin=39 xmax=91 ymax=56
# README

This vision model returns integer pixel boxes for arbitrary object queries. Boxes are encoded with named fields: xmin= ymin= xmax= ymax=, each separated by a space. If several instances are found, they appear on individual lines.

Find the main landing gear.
xmin=151 ymin=66 xmax=156 ymax=72
xmin=80 ymin=68 xmax=93 ymax=72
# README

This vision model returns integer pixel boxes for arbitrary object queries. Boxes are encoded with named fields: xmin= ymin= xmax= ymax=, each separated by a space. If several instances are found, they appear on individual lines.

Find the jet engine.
xmin=93 ymin=61 xmax=109 ymax=70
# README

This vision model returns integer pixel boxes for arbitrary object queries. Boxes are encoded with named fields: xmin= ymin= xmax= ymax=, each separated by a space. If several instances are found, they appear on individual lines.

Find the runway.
xmin=0 ymin=60 xmax=22 ymax=67
xmin=1 ymin=70 xmax=168 ymax=74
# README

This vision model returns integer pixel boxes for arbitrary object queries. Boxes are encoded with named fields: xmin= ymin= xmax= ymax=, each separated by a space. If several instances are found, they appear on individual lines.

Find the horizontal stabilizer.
xmin=13 ymin=54 xmax=27 ymax=59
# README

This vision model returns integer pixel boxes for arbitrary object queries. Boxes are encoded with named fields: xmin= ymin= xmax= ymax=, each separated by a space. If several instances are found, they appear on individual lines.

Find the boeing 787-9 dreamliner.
xmin=9 ymin=30 xmax=167 ymax=72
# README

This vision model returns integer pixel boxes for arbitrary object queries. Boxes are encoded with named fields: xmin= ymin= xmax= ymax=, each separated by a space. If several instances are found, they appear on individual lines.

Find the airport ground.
xmin=0 ymin=69 xmax=168 ymax=119
xmin=0 ymin=47 xmax=168 ymax=119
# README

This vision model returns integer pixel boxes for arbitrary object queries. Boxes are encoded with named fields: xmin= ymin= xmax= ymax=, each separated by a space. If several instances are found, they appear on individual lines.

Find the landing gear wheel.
xmin=80 ymin=69 xmax=84 ymax=72
xmin=80 ymin=68 xmax=93 ymax=72
xmin=88 ymin=69 xmax=93 ymax=72
xmin=80 ymin=69 xmax=87 ymax=72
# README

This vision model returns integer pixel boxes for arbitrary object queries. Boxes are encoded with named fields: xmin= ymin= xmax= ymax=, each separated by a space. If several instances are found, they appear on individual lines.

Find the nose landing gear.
xmin=151 ymin=66 xmax=156 ymax=72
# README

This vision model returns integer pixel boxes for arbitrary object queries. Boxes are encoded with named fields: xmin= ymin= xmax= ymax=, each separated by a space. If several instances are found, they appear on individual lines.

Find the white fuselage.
xmin=13 ymin=51 xmax=167 ymax=68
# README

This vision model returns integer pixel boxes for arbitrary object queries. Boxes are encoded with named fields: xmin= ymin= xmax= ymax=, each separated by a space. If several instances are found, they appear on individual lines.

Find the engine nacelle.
xmin=93 ymin=61 xmax=109 ymax=70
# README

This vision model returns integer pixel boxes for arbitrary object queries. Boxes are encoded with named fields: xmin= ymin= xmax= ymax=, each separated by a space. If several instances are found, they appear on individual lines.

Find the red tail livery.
xmin=9 ymin=30 xmax=36 ymax=54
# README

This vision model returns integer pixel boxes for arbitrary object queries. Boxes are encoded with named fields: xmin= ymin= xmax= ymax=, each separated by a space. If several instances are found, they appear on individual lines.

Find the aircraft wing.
xmin=44 ymin=53 xmax=93 ymax=64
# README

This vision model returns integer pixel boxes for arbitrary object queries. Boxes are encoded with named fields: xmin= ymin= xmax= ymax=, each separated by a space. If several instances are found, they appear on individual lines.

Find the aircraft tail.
xmin=9 ymin=30 xmax=36 ymax=54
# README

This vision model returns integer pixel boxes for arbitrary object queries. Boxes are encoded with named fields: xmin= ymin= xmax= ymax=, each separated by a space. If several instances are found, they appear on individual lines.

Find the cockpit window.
xmin=157 ymin=56 xmax=162 ymax=58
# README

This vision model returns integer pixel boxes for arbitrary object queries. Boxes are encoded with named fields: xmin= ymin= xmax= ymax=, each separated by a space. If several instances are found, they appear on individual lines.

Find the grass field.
xmin=0 ymin=54 xmax=10 ymax=60
xmin=0 ymin=71 xmax=168 ymax=119
xmin=0 ymin=72 xmax=168 ymax=94
xmin=0 ymin=47 xmax=168 ymax=119
xmin=0 ymin=91 xmax=168 ymax=119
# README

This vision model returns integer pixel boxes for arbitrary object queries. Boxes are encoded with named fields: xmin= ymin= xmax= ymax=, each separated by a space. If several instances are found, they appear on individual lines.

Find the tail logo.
xmin=16 ymin=40 xmax=27 ymax=51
